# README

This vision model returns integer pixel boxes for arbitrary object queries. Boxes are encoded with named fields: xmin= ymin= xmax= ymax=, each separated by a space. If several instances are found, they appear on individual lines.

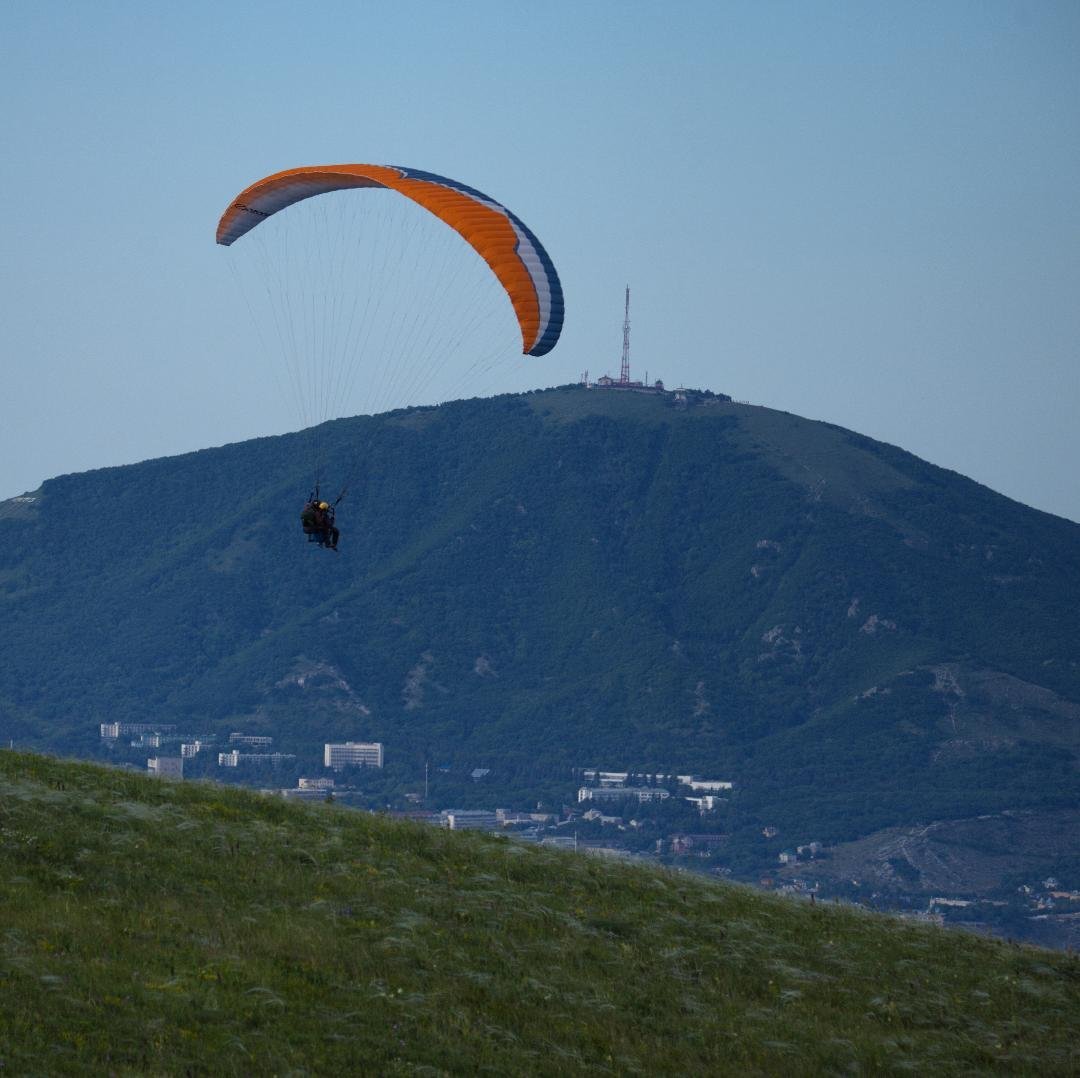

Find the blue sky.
xmin=2 ymin=1 xmax=1078 ymax=520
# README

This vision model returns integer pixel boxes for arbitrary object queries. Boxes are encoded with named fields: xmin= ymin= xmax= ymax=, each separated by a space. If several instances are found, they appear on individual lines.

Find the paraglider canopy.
xmin=217 ymin=164 xmax=564 ymax=357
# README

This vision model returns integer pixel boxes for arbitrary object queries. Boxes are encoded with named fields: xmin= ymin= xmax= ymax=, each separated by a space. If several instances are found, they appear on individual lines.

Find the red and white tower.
xmin=619 ymin=285 xmax=631 ymax=385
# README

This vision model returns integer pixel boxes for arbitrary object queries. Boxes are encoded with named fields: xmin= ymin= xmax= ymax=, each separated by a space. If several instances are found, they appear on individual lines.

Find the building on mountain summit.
xmin=580 ymin=287 xmax=665 ymax=394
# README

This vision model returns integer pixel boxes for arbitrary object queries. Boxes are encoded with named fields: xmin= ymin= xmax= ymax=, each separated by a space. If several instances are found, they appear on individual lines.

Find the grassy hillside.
xmin=1 ymin=751 xmax=1078 ymax=1075
xmin=2 ymin=386 xmax=1079 ymax=901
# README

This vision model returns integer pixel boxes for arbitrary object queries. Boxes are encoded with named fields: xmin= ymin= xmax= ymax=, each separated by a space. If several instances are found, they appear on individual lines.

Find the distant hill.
xmin=1 ymin=750 xmax=1077 ymax=1074
xmin=2 ymin=386 xmax=1078 ymax=919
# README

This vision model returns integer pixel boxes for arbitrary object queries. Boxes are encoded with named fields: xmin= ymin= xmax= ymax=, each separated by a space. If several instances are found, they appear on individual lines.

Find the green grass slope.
xmin=1 ymin=751 xmax=1078 ymax=1076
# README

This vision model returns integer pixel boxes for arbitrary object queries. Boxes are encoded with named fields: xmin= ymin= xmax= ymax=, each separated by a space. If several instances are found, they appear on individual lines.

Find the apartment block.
xmin=323 ymin=741 xmax=384 ymax=770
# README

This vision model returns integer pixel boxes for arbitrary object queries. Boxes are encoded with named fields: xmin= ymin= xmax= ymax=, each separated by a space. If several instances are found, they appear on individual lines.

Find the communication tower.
xmin=590 ymin=287 xmax=662 ymax=392
xmin=619 ymin=285 xmax=631 ymax=385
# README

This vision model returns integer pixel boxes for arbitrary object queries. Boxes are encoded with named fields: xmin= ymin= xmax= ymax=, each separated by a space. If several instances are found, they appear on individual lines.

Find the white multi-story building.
xmin=583 ymin=769 xmax=693 ymax=787
xmin=100 ymin=722 xmax=176 ymax=739
xmin=218 ymin=751 xmax=296 ymax=768
xmin=578 ymin=786 xmax=671 ymax=804
xmin=324 ymin=742 xmax=383 ymax=770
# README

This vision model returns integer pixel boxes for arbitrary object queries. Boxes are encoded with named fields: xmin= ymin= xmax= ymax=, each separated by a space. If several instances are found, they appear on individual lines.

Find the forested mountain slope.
xmin=2 ymin=386 xmax=1078 ymax=856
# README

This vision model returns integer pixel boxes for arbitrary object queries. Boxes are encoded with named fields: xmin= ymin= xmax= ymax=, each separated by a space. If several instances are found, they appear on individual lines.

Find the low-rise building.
xmin=582 ymin=770 xmax=630 ymax=786
xmin=685 ymin=795 xmax=725 ymax=812
xmin=671 ymin=833 xmax=727 ymax=854
xmin=636 ymin=788 xmax=671 ymax=803
xmin=147 ymin=756 xmax=183 ymax=778
xmin=229 ymin=733 xmax=273 ymax=748
xmin=324 ymin=741 xmax=384 ymax=770
xmin=441 ymin=810 xmax=499 ymax=831
xmin=540 ymin=834 xmax=579 ymax=849
xmin=581 ymin=845 xmax=634 ymax=859
xmin=298 ymin=777 xmax=335 ymax=790
xmin=280 ymin=787 xmax=333 ymax=801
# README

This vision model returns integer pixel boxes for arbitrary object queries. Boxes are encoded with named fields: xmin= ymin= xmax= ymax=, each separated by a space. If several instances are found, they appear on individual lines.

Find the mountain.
xmin=2 ymin=386 xmax=1078 ymax=925
xmin=2 ymin=749 xmax=1078 ymax=1074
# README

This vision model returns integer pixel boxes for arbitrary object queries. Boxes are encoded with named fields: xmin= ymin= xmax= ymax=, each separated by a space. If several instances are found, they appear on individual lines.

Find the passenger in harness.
xmin=300 ymin=499 xmax=340 ymax=551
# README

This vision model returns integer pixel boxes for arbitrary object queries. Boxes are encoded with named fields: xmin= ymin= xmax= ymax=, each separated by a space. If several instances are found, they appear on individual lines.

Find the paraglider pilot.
xmin=301 ymin=499 xmax=339 ymax=551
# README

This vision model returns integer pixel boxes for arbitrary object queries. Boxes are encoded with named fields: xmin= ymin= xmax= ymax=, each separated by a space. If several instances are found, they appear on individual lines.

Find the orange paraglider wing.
xmin=217 ymin=164 xmax=563 ymax=356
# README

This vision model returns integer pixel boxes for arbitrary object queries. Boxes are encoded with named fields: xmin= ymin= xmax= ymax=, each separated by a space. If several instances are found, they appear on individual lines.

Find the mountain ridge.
xmin=2 ymin=386 xmax=1077 ymax=931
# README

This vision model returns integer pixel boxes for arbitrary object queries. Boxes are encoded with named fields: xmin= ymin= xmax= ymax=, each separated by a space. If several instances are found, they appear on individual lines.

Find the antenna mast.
xmin=620 ymin=285 xmax=631 ymax=385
